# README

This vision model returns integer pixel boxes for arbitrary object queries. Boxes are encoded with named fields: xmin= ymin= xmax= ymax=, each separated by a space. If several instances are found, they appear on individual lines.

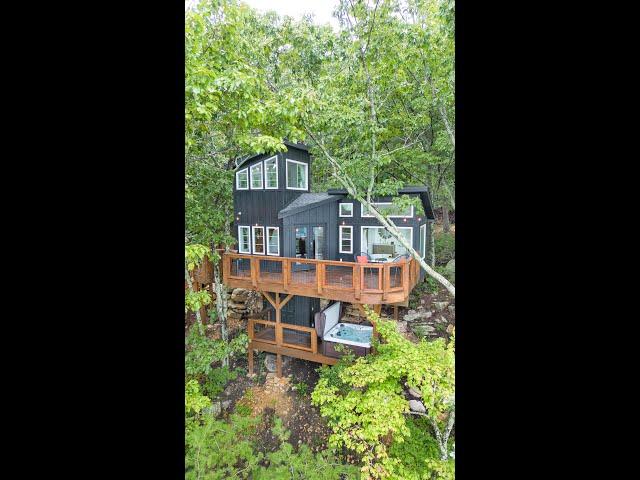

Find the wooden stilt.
xmin=276 ymin=353 xmax=282 ymax=377
xmin=394 ymin=305 xmax=399 ymax=321
xmin=248 ymin=347 xmax=254 ymax=376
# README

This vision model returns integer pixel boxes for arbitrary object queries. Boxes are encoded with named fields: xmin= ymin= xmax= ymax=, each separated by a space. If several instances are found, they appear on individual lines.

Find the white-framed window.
xmin=339 ymin=203 xmax=353 ymax=217
xmin=285 ymin=159 xmax=308 ymax=190
xmin=360 ymin=226 xmax=413 ymax=259
xmin=250 ymin=163 xmax=263 ymax=189
xmin=235 ymin=168 xmax=249 ymax=190
xmin=361 ymin=202 xmax=414 ymax=218
xmin=266 ymin=227 xmax=280 ymax=256
xmin=339 ymin=225 xmax=353 ymax=254
xmin=238 ymin=226 xmax=251 ymax=254
xmin=252 ymin=226 xmax=265 ymax=254
xmin=264 ymin=156 xmax=278 ymax=189
xmin=419 ymin=224 xmax=427 ymax=259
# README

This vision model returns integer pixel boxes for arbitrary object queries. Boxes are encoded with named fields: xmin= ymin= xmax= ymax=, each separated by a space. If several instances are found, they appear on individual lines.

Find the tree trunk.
xmin=442 ymin=204 xmax=450 ymax=233
xmin=429 ymin=221 xmax=436 ymax=267
xmin=213 ymin=262 xmax=229 ymax=367
xmin=185 ymin=263 xmax=203 ymax=335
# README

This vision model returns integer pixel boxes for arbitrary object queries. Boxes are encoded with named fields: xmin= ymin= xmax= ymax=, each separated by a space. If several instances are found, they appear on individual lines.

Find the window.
xmin=252 ymin=226 xmax=265 ymax=254
xmin=361 ymin=202 xmax=413 ymax=218
xmin=238 ymin=226 xmax=251 ymax=254
xmin=339 ymin=203 xmax=353 ymax=217
xmin=360 ymin=226 xmax=413 ymax=259
xmin=286 ymin=159 xmax=308 ymax=190
xmin=339 ymin=226 xmax=353 ymax=254
xmin=250 ymin=163 xmax=263 ymax=189
xmin=235 ymin=168 xmax=248 ymax=190
xmin=266 ymin=227 xmax=280 ymax=256
xmin=264 ymin=156 xmax=278 ymax=189
xmin=419 ymin=224 xmax=427 ymax=259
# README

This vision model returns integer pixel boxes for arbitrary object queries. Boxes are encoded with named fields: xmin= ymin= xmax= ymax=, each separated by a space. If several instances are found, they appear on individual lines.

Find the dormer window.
xmin=264 ymin=156 xmax=278 ymax=189
xmin=286 ymin=159 xmax=308 ymax=190
xmin=250 ymin=163 xmax=263 ymax=189
xmin=236 ymin=168 xmax=248 ymax=190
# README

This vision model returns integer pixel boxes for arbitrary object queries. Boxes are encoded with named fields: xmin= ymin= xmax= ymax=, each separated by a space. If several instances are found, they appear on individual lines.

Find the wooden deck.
xmin=222 ymin=253 xmax=420 ymax=304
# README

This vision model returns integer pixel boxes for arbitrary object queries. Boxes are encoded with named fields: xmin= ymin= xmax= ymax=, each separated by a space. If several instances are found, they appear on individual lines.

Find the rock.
xmin=446 ymin=324 xmax=455 ymax=334
xmin=409 ymin=400 xmax=426 ymax=413
xmin=203 ymin=401 xmax=222 ymax=416
xmin=222 ymin=400 xmax=232 ymax=409
xmin=434 ymin=301 xmax=449 ymax=311
xmin=408 ymin=387 xmax=422 ymax=398
xmin=444 ymin=258 xmax=455 ymax=281
xmin=231 ymin=289 xmax=250 ymax=302
xmin=265 ymin=354 xmax=277 ymax=372
xmin=404 ymin=310 xmax=432 ymax=322
xmin=448 ymin=305 xmax=455 ymax=314
xmin=413 ymin=324 xmax=435 ymax=332
xmin=396 ymin=321 xmax=409 ymax=333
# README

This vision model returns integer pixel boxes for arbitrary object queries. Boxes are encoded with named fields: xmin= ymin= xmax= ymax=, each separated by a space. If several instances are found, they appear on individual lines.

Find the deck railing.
xmin=248 ymin=318 xmax=319 ymax=354
xmin=223 ymin=253 xmax=420 ymax=304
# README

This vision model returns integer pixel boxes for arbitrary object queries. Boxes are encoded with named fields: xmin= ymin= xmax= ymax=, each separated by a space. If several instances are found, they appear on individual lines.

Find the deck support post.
xmin=276 ymin=353 xmax=282 ymax=377
xmin=248 ymin=347 xmax=254 ymax=376
xmin=394 ymin=305 xmax=399 ymax=321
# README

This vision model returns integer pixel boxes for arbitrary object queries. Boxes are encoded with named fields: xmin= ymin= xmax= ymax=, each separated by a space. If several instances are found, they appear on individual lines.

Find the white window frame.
xmin=361 ymin=202 xmax=414 ymax=218
xmin=360 ymin=226 xmax=413 ymax=257
xmin=266 ymin=226 xmax=280 ymax=256
xmin=339 ymin=203 xmax=353 ymax=217
xmin=252 ymin=226 xmax=265 ymax=255
xmin=237 ymin=226 xmax=251 ymax=254
xmin=420 ymin=224 xmax=427 ymax=259
xmin=250 ymin=162 xmax=263 ymax=190
xmin=285 ymin=159 xmax=308 ymax=191
xmin=339 ymin=225 xmax=353 ymax=254
xmin=235 ymin=168 xmax=249 ymax=190
xmin=263 ymin=156 xmax=278 ymax=189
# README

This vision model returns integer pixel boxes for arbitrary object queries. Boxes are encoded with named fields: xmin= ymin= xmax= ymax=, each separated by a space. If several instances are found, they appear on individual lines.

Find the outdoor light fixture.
xmin=403 ymin=218 xmax=407 ymax=222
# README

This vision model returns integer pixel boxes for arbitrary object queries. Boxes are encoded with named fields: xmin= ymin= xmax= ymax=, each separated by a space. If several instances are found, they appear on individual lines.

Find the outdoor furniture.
xmin=356 ymin=251 xmax=372 ymax=263
xmin=392 ymin=253 xmax=411 ymax=262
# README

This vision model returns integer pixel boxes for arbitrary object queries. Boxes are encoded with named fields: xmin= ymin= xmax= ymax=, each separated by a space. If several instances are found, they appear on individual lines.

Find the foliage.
xmin=185 ymin=326 xmax=248 ymax=379
xmin=293 ymin=380 xmax=309 ymax=397
xmin=202 ymin=366 xmax=239 ymax=399
xmin=434 ymin=232 xmax=455 ymax=266
xmin=185 ymin=289 xmax=212 ymax=314
xmin=185 ymin=243 xmax=213 ymax=271
xmin=312 ymin=308 xmax=455 ymax=479
xmin=185 ymin=379 xmax=212 ymax=416
xmin=185 ymin=413 xmax=261 ymax=479
xmin=253 ymin=418 xmax=360 ymax=480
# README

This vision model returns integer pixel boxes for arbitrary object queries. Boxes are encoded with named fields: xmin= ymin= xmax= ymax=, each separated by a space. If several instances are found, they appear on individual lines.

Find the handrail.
xmin=249 ymin=317 xmax=318 ymax=354
xmin=225 ymin=252 xmax=415 ymax=305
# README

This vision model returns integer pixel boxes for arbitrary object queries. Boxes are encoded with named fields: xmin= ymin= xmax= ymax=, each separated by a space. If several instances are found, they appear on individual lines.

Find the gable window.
xmin=339 ymin=225 xmax=353 ymax=254
xmin=250 ymin=163 xmax=263 ymax=189
xmin=238 ymin=226 xmax=251 ymax=254
xmin=236 ymin=168 xmax=248 ymax=190
xmin=286 ymin=159 xmax=308 ymax=190
xmin=361 ymin=202 xmax=413 ymax=218
xmin=419 ymin=224 xmax=427 ymax=259
xmin=266 ymin=227 xmax=280 ymax=256
xmin=252 ymin=226 xmax=265 ymax=254
xmin=264 ymin=156 xmax=278 ymax=189
xmin=339 ymin=203 xmax=353 ymax=217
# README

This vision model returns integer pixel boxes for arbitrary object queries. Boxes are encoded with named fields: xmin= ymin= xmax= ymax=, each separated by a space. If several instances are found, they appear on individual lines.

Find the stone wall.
xmin=205 ymin=287 xmax=263 ymax=339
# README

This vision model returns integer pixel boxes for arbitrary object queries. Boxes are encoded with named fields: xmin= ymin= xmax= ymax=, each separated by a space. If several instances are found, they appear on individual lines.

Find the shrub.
xmin=185 ymin=379 xmax=211 ymax=417
xmin=434 ymin=232 xmax=455 ymax=266
xmin=185 ymin=326 xmax=248 ymax=379
xmin=202 ymin=366 xmax=239 ymax=399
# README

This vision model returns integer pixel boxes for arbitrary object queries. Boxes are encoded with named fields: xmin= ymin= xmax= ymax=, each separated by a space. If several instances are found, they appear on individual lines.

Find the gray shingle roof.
xmin=278 ymin=193 xmax=344 ymax=219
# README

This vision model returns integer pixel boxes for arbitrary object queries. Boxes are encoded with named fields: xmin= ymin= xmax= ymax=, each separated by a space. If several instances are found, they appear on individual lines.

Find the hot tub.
xmin=314 ymin=302 xmax=373 ymax=359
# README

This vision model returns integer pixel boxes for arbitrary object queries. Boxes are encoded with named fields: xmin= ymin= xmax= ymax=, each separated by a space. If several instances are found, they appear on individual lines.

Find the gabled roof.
xmin=326 ymin=186 xmax=435 ymax=220
xmin=234 ymin=142 xmax=310 ymax=170
xmin=278 ymin=192 xmax=345 ymax=219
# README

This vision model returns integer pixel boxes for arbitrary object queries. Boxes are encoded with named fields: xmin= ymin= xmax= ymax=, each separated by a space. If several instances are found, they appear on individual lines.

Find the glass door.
xmin=312 ymin=226 xmax=325 ymax=260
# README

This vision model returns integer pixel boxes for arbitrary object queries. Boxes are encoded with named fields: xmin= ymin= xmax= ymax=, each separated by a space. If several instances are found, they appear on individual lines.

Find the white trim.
xmin=360 ymin=226 xmax=413 ymax=257
xmin=360 ymin=202 xmax=414 ymax=218
xmin=250 ymin=162 xmax=263 ymax=189
xmin=238 ymin=226 xmax=251 ymax=254
xmin=285 ymin=158 xmax=308 ymax=190
xmin=264 ymin=156 xmax=278 ymax=189
xmin=339 ymin=225 xmax=353 ymax=254
xmin=266 ymin=226 xmax=280 ymax=256
xmin=420 ymin=224 xmax=427 ymax=259
xmin=339 ymin=203 xmax=353 ymax=217
xmin=251 ymin=226 xmax=265 ymax=254
xmin=235 ymin=168 xmax=249 ymax=190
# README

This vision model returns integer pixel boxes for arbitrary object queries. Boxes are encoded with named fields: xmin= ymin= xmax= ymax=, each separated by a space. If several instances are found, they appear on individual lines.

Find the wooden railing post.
xmin=311 ymin=330 xmax=318 ymax=354
xmin=382 ymin=264 xmax=390 ymax=301
xmin=248 ymin=319 xmax=254 ymax=340
xmin=317 ymin=263 xmax=325 ymax=294
xmin=222 ymin=253 xmax=230 ymax=282
xmin=353 ymin=264 xmax=361 ymax=300
xmin=403 ymin=260 xmax=410 ymax=297
xmin=251 ymin=257 xmax=259 ymax=288
xmin=283 ymin=258 xmax=289 ymax=291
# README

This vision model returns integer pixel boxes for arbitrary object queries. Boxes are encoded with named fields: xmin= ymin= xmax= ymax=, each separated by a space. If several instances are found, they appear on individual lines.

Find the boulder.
xmin=231 ymin=288 xmax=251 ymax=302
xmin=446 ymin=324 xmax=455 ymax=334
xmin=404 ymin=310 xmax=432 ymax=322
xmin=409 ymin=400 xmax=426 ymax=413
xmin=444 ymin=258 xmax=455 ymax=281
xmin=448 ymin=305 xmax=455 ymax=314
xmin=408 ymin=387 xmax=422 ymax=398
xmin=434 ymin=301 xmax=449 ymax=311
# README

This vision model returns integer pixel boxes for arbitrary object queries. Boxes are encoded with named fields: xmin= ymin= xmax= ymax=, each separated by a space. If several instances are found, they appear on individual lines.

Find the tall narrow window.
xmin=264 ymin=156 xmax=278 ymax=189
xmin=235 ymin=168 xmax=248 ymax=190
xmin=339 ymin=203 xmax=353 ymax=217
xmin=420 ymin=224 xmax=427 ymax=259
xmin=250 ymin=163 xmax=263 ymax=189
xmin=266 ymin=227 xmax=280 ymax=256
xmin=252 ymin=226 xmax=265 ymax=254
xmin=238 ymin=226 xmax=251 ymax=254
xmin=286 ymin=159 xmax=308 ymax=190
xmin=339 ymin=225 xmax=353 ymax=254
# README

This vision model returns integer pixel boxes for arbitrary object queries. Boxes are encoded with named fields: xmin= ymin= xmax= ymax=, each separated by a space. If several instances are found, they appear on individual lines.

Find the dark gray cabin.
xmin=231 ymin=143 xmax=435 ymax=328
